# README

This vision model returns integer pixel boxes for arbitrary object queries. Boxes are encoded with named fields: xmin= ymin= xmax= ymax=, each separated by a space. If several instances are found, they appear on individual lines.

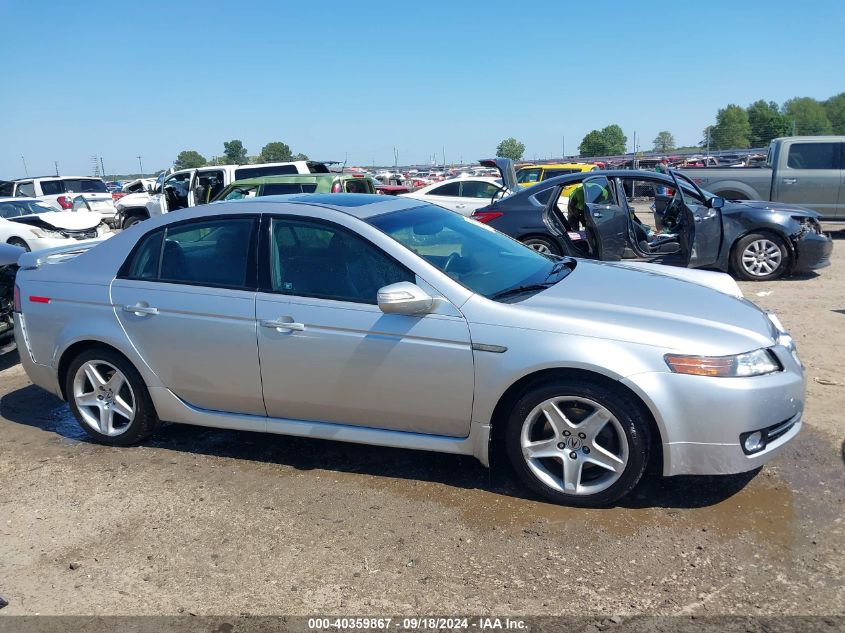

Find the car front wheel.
xmin=732 ymin=232 xmax=789 ymax=281
xmin=66 ymin=348 xmax=159 ymax=446
xmin=7 ymin=238 xmax=30 ymax=252
xmin=505 ymin=380 xmax=650 ymax=507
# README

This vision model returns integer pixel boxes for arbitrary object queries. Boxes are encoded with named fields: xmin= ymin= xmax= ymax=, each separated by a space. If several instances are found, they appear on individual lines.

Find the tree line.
xmin=174 ymin=140 xmax=309 ymax=170
xmin=493 ymin=91 xmax=845 ymax=161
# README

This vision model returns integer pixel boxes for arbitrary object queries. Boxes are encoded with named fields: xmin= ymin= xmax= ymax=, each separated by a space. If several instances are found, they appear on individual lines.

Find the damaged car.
xmin=473 ymin=166 xmax=832 ymax=281
xmin=0 ymin=198 xmax=111 ymax=252
xmin=0 ymin=242 xmax=22 ymax=353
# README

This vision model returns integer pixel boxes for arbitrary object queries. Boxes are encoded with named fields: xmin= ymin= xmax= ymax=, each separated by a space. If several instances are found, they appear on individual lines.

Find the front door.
xmin=256 ymin=216 xmax=475 ymax=437
xmin=111 ymin=215 xmax=264 ymax=416
xmin=581 ymin=175 xmax=628 ymax=261
xmin=669 ymin=172 xmax=722 ymax=268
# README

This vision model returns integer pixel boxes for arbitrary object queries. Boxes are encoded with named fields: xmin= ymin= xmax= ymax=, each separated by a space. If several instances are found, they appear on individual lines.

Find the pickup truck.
xmin=680 ymin=136 xmax=844 ymax=220
xmin=114 ymin=160 xmax=330 ymax=229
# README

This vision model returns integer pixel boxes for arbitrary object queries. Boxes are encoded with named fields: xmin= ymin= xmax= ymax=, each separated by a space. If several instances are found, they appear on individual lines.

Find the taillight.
xmin=471 ymin=211 xmax=503 ymax=224
xmin=57 ymin=195 xmax=73 ymax=209
xmin=331 ymin=182 xmax=343 ymax=193
xmin=13 ymin=285 xmax=21 ymax=313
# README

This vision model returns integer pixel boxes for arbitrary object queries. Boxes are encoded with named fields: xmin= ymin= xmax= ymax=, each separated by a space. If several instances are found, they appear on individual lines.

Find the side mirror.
xmin=377 ymin=282 xmax=433 ymax=315
xmin=707 ymin=196 xmax=725 ymax=209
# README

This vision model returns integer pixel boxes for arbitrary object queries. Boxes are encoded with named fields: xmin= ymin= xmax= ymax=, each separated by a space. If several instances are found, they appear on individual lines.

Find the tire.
xmin=122 ymin=215 xmax=144 ymax=230
xmin=731 ymin=232 xmax=789 ymax=281
xmin=505 ymin=379 xmax=650 ymax=507
xmin=65 ymin=347 xmax=159 ymax=446
xmin=521 ymin=235 xmax=561 ymax=256
xmin=7 ymin=238 xmax=30 ymax=252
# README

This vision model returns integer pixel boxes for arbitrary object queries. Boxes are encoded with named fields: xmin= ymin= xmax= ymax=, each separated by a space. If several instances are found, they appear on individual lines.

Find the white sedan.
xmin=0 ymin=197 xmax=110 ymax=252
xmin=400 ymin=177 xmax=507 ymax=216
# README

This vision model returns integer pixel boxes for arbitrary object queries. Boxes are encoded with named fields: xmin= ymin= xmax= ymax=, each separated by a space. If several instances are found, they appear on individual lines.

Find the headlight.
xmin=793 ymin=216 xmax=821 ymax=235
xmin=665 ymin=349 xmax=781 ymax=377
xmin=29 ymin=227 xmax=65 ymax=239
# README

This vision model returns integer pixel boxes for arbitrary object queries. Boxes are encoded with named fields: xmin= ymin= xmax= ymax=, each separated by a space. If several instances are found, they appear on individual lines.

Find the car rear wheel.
xmin=65 ymin=348 xmax=159 ymax=446
xmin=505 ymin=380 xmax=649 ymax=507
xmin=732 ymin=233 xmax=789 ymax=281
xmin=7 ymin=238 xmax=30 ymax=252
xmin=521 ymin=236 xmax=560 ymax=256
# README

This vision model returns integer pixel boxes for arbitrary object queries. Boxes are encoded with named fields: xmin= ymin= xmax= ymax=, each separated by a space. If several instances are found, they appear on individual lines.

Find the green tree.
xmin=747 ymin=100 xmax=789 ymax=146
xmin=704 ymin=104 xmax=751 ymax=149
xmin=600 ymin=124 xmax=627 ymax=155
xmin=223 ymin=139 xmax=248 ymax=165
xmin=579 ymin=130 xmax=607 ymax=157
xmin=495 ymin=137 xmax=525 ymax=161
xmin=783 ymin=97 xmax=833 ymax=135
xmin=259 ymin=141 xmax=293 ymax=163
xmin=174 ymin=150 xmax=206 ymax=169
xmin=578 ymin=125 xmax=628 ymax=156
xmin=652 ymin=131 xmax=676 ymax=152
xmin=823 ymin=93 xmax=845 ymax=134
xmin=291 ymin=152 xmax=309 ymax=161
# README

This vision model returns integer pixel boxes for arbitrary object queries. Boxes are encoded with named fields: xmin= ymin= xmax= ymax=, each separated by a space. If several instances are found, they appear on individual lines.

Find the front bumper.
xmin=622 ymin=344 xmax=804 ymax=476
xmin=793 ymin=231 xmax=833 ymax=271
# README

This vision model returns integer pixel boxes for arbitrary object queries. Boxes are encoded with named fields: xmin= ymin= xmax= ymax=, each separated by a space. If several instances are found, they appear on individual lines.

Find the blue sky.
xmin=1 ymin=0 xmax=842 ymax=177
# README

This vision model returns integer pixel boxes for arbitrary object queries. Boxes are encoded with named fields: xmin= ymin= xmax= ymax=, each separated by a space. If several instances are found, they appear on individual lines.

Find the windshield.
xmin=370 ymin=204 xmax=570 ymax=300
xmin=0 ymin=200 xmax=57 ymax=218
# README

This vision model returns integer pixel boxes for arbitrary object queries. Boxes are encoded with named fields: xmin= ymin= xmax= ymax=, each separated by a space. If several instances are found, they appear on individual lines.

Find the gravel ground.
xmin=0 ymin=227 xmax=842 ymax=617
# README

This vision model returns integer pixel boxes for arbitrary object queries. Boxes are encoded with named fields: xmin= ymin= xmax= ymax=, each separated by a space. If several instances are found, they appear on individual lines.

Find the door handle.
xmin=456 ymin=204 xmax=466 ymax=208
xmin=592 ymin=211 xmax=603 ymax=219
xmin=260 ymin=318 xmax=305 ymax=332
xmin=123 ymin=304 xmax=159 ymax=316
xmin=782 ymin=178 xmax=797 ymax=185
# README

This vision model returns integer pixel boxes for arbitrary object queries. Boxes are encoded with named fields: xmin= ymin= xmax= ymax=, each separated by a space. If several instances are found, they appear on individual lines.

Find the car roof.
xmin=515 ymin=169 xmax=678 ymax=193
xmin=11 ymin=176 xmax=101 ymax=181
xmin=519 ymin=163 xmax=596 ymax=170
xmin=0 ymin=197 xmax=40 ymax=202
xmin=228 ymin=173 xmax=367 ymax=186
xmin=215 ymin=193 xmax=425 ymax=219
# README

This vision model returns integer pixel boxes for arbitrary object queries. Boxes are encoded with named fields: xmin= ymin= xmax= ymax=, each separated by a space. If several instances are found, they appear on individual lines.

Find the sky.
xmin=1 ymin=0 xmax=843 ymax=177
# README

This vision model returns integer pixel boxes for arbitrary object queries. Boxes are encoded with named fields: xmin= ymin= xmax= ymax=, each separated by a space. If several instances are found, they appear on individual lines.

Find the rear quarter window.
xmin=235 ymin=165 xmax=298 ymax=179
xmin=787 ymin=143 xmax=838 ymax=169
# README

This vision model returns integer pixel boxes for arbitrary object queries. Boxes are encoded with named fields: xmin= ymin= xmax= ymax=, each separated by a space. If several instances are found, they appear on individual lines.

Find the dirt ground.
xmin=0 ymin=227 xmax=842 ymax=617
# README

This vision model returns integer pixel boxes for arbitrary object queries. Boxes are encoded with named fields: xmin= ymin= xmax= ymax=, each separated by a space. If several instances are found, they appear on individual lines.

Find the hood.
xmin=115 ymin=191 xmax=151 ymax=209
xmin=10 ymin=211 xmax=103 ymax=230
xmin=728 ymin=199 xmax=820 ymax=218
xmin=479 ymin=158 xmax=521 ymax=192
xmin=507 ymin=259 xmax=775 ymax=356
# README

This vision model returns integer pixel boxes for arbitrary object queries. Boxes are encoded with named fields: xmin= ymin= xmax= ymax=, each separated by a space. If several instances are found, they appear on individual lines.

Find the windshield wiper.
xmin=490 ymin=282 xmax=556 ymax=302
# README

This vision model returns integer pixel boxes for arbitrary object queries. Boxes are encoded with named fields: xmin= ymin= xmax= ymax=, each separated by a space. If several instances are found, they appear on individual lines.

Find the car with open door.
xmin=473 ymin=169 xmax=832 ymax=280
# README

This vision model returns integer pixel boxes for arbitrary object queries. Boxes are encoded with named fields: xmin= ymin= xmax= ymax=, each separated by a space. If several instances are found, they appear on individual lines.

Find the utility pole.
xmin=137 ymin=155 xmax=144 ymax=177
xmin=562 ymin=135 xmax=565 ymax=159
xmin=791 ymin=119 xmax=796 ymax=136
xmin=706 ymin=127 xmax=711 ymax=156
xmin=54 ymin=161 xmax=59 ymax=176
xmin=21 ymin=156 xmax=29 ymax=176
xmin=393 ymin=146 xmax=398 ymax=168
xmin=100 ymin=157 xmax=106 ymax=181
xmin=442 ymin=146 xmax=445 ymax=167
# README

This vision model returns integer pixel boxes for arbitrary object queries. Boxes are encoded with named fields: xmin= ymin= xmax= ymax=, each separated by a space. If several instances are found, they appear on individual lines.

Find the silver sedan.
xmin=13 ymin=194 xmax=804 ymax=506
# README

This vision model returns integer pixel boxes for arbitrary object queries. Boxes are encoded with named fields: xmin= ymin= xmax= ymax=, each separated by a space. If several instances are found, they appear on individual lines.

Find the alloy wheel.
xmin=741 ymin=238 xmax=783 ymax=277
xmin=524 ymin=240 xmax=552 ymax=254
xmin=72 ymin=360 xmax=136 ymax=436
xmin=520 ymin=396 xmax=629 ymax=496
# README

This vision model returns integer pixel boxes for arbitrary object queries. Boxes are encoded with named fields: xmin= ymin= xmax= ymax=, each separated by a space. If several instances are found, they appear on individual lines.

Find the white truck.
xmin=114 ymin=160 xmax=330 ymax=229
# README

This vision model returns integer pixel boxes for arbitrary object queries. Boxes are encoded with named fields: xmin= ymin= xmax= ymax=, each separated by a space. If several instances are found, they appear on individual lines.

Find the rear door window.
xmin=460 ymin=180 xmax=501 ymax=198
xmin=517 ymin=168 xmax=542 ymax=183
xmin=122 ymin=217 xmax=257 ymax=289
xmin=235 ymin=165 xmax=299 ymax=179
xmin=786 ymin=143 xmax=838 ymax=169
xmin=262 ymin=183 xmax=318 ymax=195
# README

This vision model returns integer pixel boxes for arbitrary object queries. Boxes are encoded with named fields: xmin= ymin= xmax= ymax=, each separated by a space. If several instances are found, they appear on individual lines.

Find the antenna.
xmin=137 ymin=155 xmax=144 ymax=177
xmin=54 ymin=161 xmax=59 ymax=176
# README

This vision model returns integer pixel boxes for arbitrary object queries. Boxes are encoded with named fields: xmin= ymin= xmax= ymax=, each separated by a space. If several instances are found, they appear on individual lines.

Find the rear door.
xmin=581 ymin=175 xmax=628 ymax=261
xmin=773 ymin=141 xmax=841 ymax=218
xmin=455 ymin=180 xmax=504 ymax=216
xmin=670 ymin=172 xmax=721 ymax=268
xmin=111 ymin=214 xmax=264 ymax=416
